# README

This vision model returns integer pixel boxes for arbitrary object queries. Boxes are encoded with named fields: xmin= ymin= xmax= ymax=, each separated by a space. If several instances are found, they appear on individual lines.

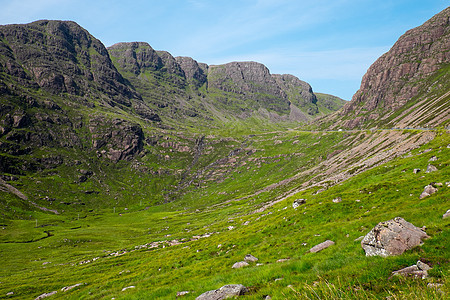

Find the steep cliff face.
xmin=0 ymin=20 xmax=139 ymax=107
xmin=0 ymin=21 xmax=160 ymax=170
xmin=339 ymin=7 xmax=450 ymax=128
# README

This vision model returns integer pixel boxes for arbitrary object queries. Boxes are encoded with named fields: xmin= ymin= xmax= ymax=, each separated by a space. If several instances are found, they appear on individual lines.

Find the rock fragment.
xmin=232 ymin=261 xmax=249 ymax=269
xmin=309 ymin=240 xmax=335 ymax=253
xmin=244 ymin=254 xmax=258 ymax=262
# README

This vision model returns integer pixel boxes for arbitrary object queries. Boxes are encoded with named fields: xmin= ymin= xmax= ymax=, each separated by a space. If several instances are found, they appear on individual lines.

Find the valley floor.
xmin=0 ymin=129 xmax=449 ymax=299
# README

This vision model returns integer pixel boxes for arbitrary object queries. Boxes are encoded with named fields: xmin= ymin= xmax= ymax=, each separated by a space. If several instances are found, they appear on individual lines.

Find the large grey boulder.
xmin=196 ymin=284 xmax=248 ymax=300
xmin=361 ymin=217 xmax=429 ymax=257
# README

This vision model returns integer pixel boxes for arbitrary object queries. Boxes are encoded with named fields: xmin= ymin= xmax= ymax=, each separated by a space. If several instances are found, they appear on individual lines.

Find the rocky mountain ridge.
xmin=322 ymin=7 xmax=450 ymax=129
xmin=108 ymin=41 xmax=334 ymax=123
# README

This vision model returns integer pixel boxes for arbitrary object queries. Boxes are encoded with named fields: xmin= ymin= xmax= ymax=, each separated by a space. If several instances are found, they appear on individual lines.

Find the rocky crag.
xmin=319 ymin=7 xmax=450 ymax=129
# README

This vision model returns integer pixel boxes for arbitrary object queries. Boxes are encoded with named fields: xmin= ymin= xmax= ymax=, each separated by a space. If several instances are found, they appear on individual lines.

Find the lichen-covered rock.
xmin=196 ymin=284 xmax=248 ymax=300
xmin=361 ymin=217 xmax=429 ymax=257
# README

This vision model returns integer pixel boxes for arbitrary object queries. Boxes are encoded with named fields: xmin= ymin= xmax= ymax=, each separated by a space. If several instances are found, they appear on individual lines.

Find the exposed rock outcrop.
xmin=361 ymin=217 xmax=429 ymax=257
xmin=89 ymin=117 xmax=144 ymax=162
xmin=196 ymin=284 xmax=248 ymax=300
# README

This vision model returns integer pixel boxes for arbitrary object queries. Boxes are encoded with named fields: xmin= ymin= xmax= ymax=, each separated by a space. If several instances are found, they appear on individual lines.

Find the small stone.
xmin=232 ymin=261 xmax=249 ymax=269
xmin=413 ymin=168 xmax=421 ymax=174
xmin=35 ymin=291 xmax=57 ymax=300
xmin=420 ymin=184 xmax=438 ymax=199
xmin=276 ymin=258 xmax=290 ymax=263
xmin=6 ymin=292 xmax=14 ymax=296
xmin=426 ymin=164 xmax=438 ymax=173
xmin=244 ymin=254 xmax=258 ymax=262
xmin=429 ymin=156 xmax=438 ymax=161
xmin=122 ymin=286 xmax=135 ymax=292
xmin=309 ymin=240 xmax=335 ymax=253
xmin=177 ymin=291 xmax=190 ymax=297
xmin=417 ymin=260 xmax=431 ymax=271
xmin=274 ymin=278 xmax=283 ymax=281
xmin=443 ymin=209 xmax=450 ymax=219
xmin=332 ymin=197 xmax=342 ymax=203
xmin=292 ymin=199 xmax=306 ymax=209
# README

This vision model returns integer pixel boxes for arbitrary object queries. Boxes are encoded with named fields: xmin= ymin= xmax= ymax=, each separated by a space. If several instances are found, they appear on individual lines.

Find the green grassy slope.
xmin=0 ymin=129 xmax=448 ymax=299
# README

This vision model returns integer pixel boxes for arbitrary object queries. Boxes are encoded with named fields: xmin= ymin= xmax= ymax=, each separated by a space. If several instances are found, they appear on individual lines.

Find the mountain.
xmin=108 ymin=42 xmax=341 ymax=124
xmin=0 ymin=11 xmax=449 ymax=300
xmin=318 ymin=7 xmax=450 ymax=129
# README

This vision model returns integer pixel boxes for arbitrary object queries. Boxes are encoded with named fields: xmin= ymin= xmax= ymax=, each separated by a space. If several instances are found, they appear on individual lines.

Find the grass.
xmin=0 ymin=128 xmax=448 ymax=299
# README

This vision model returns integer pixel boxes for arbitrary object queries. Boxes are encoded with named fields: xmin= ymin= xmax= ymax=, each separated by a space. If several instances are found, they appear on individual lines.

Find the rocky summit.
xmin=0 ymin=7 xmax=449 ymax=300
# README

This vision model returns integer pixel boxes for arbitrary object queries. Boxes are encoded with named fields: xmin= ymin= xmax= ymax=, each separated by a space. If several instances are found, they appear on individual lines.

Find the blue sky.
xmin=1 ymin=1 xmax=448 ymax=100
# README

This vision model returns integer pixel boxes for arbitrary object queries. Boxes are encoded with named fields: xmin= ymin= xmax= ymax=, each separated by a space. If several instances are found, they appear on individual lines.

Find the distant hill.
xmin=314 ymin=93 xmax=347 ymax=115
xmin=108 ymin=42 xmax=337 ymax=124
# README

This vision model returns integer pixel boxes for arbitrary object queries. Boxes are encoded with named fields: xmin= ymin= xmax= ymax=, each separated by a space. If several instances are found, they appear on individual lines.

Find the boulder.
xmin=232 ymin=261 xmax=249 ymax=269
xmin=426 ymin=164 xmax=438 ymax=173
xmin=309 ymin=240 xmax=335 ymax=253
xmin=419 ymin=184 xmax=438 ymax=199
xmin=429 ymin=156 xmax=438 ymax=161
xmin=361 ymin=217 xmax=429 ymax=257
xmin=413 ymin=168 xmax=421 ymax=174
xmin=244 ymin=254 xmax=258 ymax=262
xmin=196 ymin=284 xmax=248 ymax=300
xmin=292 ymin=199 xmax=306 ymax=209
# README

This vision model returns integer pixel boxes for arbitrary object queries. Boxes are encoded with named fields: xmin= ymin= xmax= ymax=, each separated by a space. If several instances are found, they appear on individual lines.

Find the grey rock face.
xmin=196 ymin=284 xmax=248 ymax=300
xmin=89 ymin=117 xmax=144 ymax=162
xmin=175 ymin=56 xmax=207 ymax=86
xmin=361 ymin=217 xmax=429 ymax=257
xmin=309 ymin=240 xmax=335 ymax=253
